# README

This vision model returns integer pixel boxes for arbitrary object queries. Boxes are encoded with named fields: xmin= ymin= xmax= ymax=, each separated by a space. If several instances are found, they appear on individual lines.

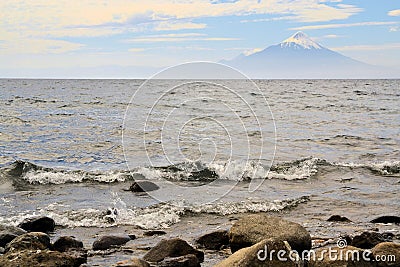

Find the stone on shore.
xmin=351 ymin=232 xmax=388 ymax=249
xmin=143 ymin=238 xmax=204 ymax=263
xmin=128 ymin=181 xmax=159 ymax=192
xmin=143 ymin=230 xmax=167 ymax=236
xmin=229 ymin=215 xmax=311 ymax=253
xmin=5 ymin=232 xmax=51 ymax=252
xmin=327 ymin=215 xmax=352 ymax=222
xmin=159 ymin=254 xmax=200 ymax=267
xmin=0 ymin=232 xmax=18 ymax=248
xmin=115 ymin=257 xmax=150 ymax=267
xmin=371 ymin=242 xmax=400 ymax=267
xmin=371 ymin=216 xmax=400 ymax=224
xmin=308 ymin=245 xmax=375 ymax=267
xmin=0 ymin=225 xmax=27 ymax=236
xmin=53 ymin=236 xmax=84 ymax=252
xmin=18 ymin=216 xmax=55 ymax=233
xmin=215 ymin=238 xmax=299 ymax=267
xmin=195 ymin=230 xmax=229 ymax=250
xmin=92 ymin=234 xmax=132 ymax=250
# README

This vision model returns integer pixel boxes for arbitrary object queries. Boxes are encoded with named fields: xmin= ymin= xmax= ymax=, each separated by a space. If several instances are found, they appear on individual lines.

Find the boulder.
xmin=351 ymin=232 xmax=388 ymax=249
xmin=215 ymin=238 xmax=299 ymax=267
xmin=143 ymin=238 xmax=204 ymax=263
xmin=327 ymin=215 xmax=352 ymax=222
xmin=128 ymin=181 xmax=159 ymax=192
xmin=0 ymin=249 xmax=87 ymax=267
xmin=115 ymin=257 xmax=150 ymax=267
xmin=0 ymin=225 xmax=27 ymax=236
xmin=159 ymin=254 xmax=200 ymax=267
xmin=229 ymin=215 xmax=311 ymax=253
xmin=0 ymin=232 xmax=18 ymax=248
xmin=372 ymin=242 xmax=400 ymax=267
xmin=371 ymin=216 xmax=400 ymax=224
xmin=143 ymin=230 xmax=167 ymax=236
xmin=196 ymin=230 xmax=229 ymax=250
xmin=5 ymin=232 xmax=51 ymax=252
xmin=92 ymin=234 xmax=131 ymax=250
xmin=18 ymin=216 xmax=55 ymax=233
xmin=308 ymin=245 xmax=375 ymax=267
xmin=53 ymin=236 xmax=84 ymax=252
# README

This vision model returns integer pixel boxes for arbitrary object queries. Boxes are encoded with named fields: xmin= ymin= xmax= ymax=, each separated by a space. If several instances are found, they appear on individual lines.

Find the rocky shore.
xmin=0 ymin=214 xmax=399 ymax=267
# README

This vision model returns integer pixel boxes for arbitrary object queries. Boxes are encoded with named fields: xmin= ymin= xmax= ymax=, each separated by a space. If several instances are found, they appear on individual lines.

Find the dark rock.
xmin=372 ymin=242 xmax=400 ymax=267
xmin=128 ymin=234 xmax=137 ymax=240
xmin=5 ymin=232 xmax=51 ymax=252
xmin=128 ymin=181 xmax=159 ymax=192
xmin=228 ymin=214 xmax=311 ymax=253
xmin=92 ymin=234 xmax=131 ymax=250
xmin=196 ymin=230 xmax=229 ymax=250
xmin=0 ymin=232 xmax=18 ymax=247
xmin=215 ymin=238 xmax=299 ymax=267
xmin=143 ymin=238 xmax=204 ymax=263
xmin=159 ymin=254 xmax=200 ymax=267
xmin=18 ymin=216 xmax=55 ymax=233
xmin=115 ymin=257 xmax=150 ymax=267
xmin=327 ymin=215 xmax=352 ymax=222
xmin=188 ymin=168 xmax=218 ymax=181
xmin=0 ymin=225 xmax=27 ymax=236
xmin=309 ymin=245 xmax=375 ymax=267
xmin=53 ymin=236 xmax=84 ymax=252
xmin=143 ymin=230 xmax=167 ymax=236
xmin=371 ymin=216 xmax=400 ymax=224
xmin=351 ymin=232 xmax=389 ymax=249
xmin=0 ymin=249 xmax=87 ymax=267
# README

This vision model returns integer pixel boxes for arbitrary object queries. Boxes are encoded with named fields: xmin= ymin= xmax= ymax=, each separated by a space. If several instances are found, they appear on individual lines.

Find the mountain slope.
xmin=221 ymin=32 xmax=385 ymax=78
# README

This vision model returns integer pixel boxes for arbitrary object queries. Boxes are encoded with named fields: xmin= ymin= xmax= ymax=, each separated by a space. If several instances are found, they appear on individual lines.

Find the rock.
xmin=0 ymin=225 xmax=27 ymax=236
xmin=371 ymin=216 xmax=400 ymax=224
xmin=229 ymin=214 xmax=311 ymax=253
xmin=53 ymin=236 xmax=84 ymax=252
xmin=5 ymin=232 xmax=51 ymax=252
xmin=18 ymin=216 xmax=55 ymax=233
xmin=92 ymin=234 xmax=131 ymax=250
xmin=0 ymin=232 xmax=18 ymax=247
xmin=351 ymin=232 xmax=389 ymax=249
xmin=215 ymin=238 xmax=299 ymax=267
xmin=0 ymin=247 xmax=4 ymax=254
xmin=0 ymin=249 xmax=87 ymax=267
xmin=143 ymin=230 xmax=167 ymax=236
xmin=308 ymin=245 xmax=375 ymax=267
xmin=196 ymin=230 xmax=229 ymax=250
xmin=128 ymin=181 xmax=159 ymax=192
xmin=143 ymin=238 xmax=204 ymax=263
xmin=159 ymin=254 xmax=200 ymax=267
xmin=372 ymin=242 xmax=400 ymax=267
xmin=115 ymin=257 xmax=150 ymax=267
xmin=327 ymin=215 xmax=352 ymax=222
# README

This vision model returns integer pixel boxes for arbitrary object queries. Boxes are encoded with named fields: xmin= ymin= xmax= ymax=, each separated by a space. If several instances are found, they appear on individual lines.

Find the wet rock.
xmin=308 ymin=245 xmax=375 ymax=267
xmin=143 ymin=230 xmax=167 ymax=236
xmin=0 ymin=247 xmax=4 ymax=254
xmin=115 ymin=257 xmax=150 ymax=267
xmin=372 ymin=242 xmax=400 ymax=267
xmin=0 ymin=232 xmax=18 ymax=247
xmin=371 ymin=216 xmax=400 ymax=224
xmin=0 ymin=225 xmax=27 ymax=236
xmin=143 ymin=238 xmax=204 ymax=263
xmin=351 ymin=232 xmax=389 ymax=249
xmin=0 ymin=249 xmax=87 ymax=267
xmin=327 ymin=215 xmax=352 ymax=222
xmin=215 ymin=238 xmax=299 ymax=267
xmin=92 ymin=234 xmax=132 ymax=250
xmin=128 ymin=181 xmax=159 ymax=192
xmin=159 ymin=254 xmax=200 ymax=267
xmin=53 ymin=236 xmax=84 ymax=252
xmin=196 ymin=230 xmax=229 ymax=250
xmin=5 ymin=232 xmax=51 ymax=252
xmin=18 ymin=216 xmax=55 ymax=233
xmin=229 ymin=214 xmax=311 ymax=253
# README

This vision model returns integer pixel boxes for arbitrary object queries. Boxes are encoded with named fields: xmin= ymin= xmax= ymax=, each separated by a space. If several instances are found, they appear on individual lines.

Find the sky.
xmin=0 ymin=0 xmax=399 ymax=78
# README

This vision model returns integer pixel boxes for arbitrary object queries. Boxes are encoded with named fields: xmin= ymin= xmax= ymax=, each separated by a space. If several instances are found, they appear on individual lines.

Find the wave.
xmin=0 ymin=196 xmax=310 ymax=229
xmin=1 ymin=157 xmax=398 ymax=186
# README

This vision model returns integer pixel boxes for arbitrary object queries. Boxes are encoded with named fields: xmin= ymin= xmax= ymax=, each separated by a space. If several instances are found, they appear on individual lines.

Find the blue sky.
xmin=0 ymin=0 xmax=399 ymax=77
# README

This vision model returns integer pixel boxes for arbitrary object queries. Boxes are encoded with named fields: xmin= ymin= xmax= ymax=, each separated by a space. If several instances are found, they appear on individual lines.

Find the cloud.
xmin=332 ymin=43 xmax=400 ymax=51
xmin=388 ymin=9 xmax=400 ymax=17
xmin=125 ymin=33 xmax=239 ymax=43
xmin=154 ymin=21 xmax=207 ymax=31
xmin=390 ymin=26 xmax=399 ymax=32
xmin=0 ymin=38 xmax=84 ymax=54
xmin=290 ymin=21 xmax=400 ymax=30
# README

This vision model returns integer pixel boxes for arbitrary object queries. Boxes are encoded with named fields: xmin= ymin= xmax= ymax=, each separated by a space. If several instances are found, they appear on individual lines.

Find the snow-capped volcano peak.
xmin=280 ymin=31 xmax=322 ymax=50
